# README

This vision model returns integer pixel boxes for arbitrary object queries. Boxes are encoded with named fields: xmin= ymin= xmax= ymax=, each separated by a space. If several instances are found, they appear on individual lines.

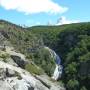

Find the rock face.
xmin=0 ymin=45 xmax=65 ymax=90
xmin=5 ymin=46 xmax=29 ymax=68
xmin=0 ymin=61 xmax=65 ymax=90
xmin=35 ymin=75 xmax=65 ymax=90
xmin=0 ymin=61 xmax=48 ymax=90
xmin=10 ymin=55 xmax=27 ymax=68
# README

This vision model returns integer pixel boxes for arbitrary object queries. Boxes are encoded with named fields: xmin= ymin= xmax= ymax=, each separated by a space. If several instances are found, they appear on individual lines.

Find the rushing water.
xmin=44 ymin=47 xmax=63 ymax=80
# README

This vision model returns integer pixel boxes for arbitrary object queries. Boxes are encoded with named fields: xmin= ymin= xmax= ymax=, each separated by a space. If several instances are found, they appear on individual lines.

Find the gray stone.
xmin=35 ymin=75 xmax=65 ymax=90
xmin=10 ymin=55 xmax=28 ymax=69
xmin=0 ymin=68 xmax=6 ymax=80
xmin=6 ymin=58 xmax=18 ymax=67
xmin=6 ymin=68 xmax=15 ymax=77
xmin=0 ymin=80 xmax=12 ymax=90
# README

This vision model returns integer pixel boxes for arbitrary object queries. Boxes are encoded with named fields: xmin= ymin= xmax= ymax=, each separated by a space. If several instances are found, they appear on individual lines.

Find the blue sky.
xmin=0 ymin=0 xmax=90 ymax=26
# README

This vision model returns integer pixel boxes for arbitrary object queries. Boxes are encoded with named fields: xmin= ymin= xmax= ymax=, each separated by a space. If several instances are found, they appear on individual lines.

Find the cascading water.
xmin=44 ymin=47 xmax=63 ymax=80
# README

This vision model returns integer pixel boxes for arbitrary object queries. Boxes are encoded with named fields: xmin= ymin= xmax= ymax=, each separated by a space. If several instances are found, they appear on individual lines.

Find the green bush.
xmin=1 ymin=20 xmax=90 ymax=90
xmin=25 ymin=63 xmax=44 ymax=75
xmin=66 ymin=62 xmax=77 ymax=72
xmin=67 ymin=79 xmax=79 ymax=90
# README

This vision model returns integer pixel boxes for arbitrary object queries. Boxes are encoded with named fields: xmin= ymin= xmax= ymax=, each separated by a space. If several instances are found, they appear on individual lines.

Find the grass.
xmin=25 ymin=63 xmax=44 ymax=75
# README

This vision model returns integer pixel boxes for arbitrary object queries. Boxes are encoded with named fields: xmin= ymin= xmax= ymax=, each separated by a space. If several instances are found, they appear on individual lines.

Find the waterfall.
xmin=44 ymin=47 xmax=63 ymax=80
xmin=52 ymin=65 xmax=63 ymax=80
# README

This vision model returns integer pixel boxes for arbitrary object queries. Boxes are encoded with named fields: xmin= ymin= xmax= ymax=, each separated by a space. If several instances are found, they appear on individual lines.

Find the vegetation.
xmin=0 ymin=53 xmax=10 ymax=62
xmin=29 ymin=22 xmax=90 ymax=90
xmin=67 ymin=79 xmax=79 ymax=90
xmin=0 ymin=20 xmax=90 ymax=90
xmin=33 ymin=48 xmax=56 ymax=76
xmin=25 ymin=63 xmax=44 ymax=75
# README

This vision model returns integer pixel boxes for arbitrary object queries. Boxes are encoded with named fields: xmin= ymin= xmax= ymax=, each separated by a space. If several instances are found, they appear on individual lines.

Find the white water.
xmin=52 ymin=65 xmax=63 ymax=80
xmin=44 ymin=47 xmax=63 ymax=80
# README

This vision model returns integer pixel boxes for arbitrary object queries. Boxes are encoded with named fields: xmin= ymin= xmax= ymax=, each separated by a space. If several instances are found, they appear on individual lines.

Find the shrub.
xmin=0 ymin=53 xmax=10 ymax=62
xmin=67 ymin=79 xmax=79 ymax=90
xmin=25 ymin=63 xmax=44 ymax=75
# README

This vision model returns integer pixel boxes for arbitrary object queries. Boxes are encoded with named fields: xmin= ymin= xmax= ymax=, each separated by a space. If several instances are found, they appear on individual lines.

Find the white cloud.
xmin=56 ymin=16 xmax=79 ymax=25
xmin=0 ymin=0 xmax=68 ymax=14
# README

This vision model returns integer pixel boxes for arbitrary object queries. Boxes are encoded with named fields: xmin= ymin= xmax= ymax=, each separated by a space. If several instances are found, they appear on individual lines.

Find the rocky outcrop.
xmin=5 ymin=46 xmax=29 ymax=68
xmin=35 ymin=75 xmax=65 ymax=90
xmin=10 ymin=55 xmax=27 ymax=68
xmin=0 ymin=60 xmax=65 ymax=90
xmin=0 ymin=61 xmax=49 ymax=90
xmin=0 ymin=45 xmax=65 ymax=90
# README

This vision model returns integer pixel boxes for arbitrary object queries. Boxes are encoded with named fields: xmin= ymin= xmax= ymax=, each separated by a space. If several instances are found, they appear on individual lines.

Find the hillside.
xmin=0 ymin=20 xmax=66 ymax=90
xmin=29 ymin=22 xmax=90 ymax=90
xmin=0 ymin=20 xmax=90 ymax=90
xmin=0 ymin=20 xmax=57 ymax=76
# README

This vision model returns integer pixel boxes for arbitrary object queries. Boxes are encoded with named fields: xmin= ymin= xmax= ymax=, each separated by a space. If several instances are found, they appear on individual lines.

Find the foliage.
xmin=65 ymin=62 xmax=77 ymax=77
xmin=1 ymin=20 xmax=90 ymax=90
xmin=33 ymin=48 xmax=56 ymax=76
xmin=25 ymin=63 xmax=44 ymax=75
xmin=30 ymin=22 xmax=90 ymax=90
xmin=0 ymin=53 xmax=10 ymax=62
xmin=67 ymin=79 xmax=79 ymax=90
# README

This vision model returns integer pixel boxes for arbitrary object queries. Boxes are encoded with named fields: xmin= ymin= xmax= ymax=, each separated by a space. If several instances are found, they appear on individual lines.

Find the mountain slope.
xmin=29 ymin=22 xmax=90 ymax=90
xmin=0 ymin=45 xmax=64 ymax=90
xmin=0 ymin=20 xmax=57 ymax=76
xmin=0 ymin=20 xmax=90 ymax=90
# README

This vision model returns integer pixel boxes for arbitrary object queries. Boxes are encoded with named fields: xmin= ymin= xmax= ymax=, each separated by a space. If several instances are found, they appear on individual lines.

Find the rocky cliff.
xmin=0 ymin=45 xmax=65 ymax=90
